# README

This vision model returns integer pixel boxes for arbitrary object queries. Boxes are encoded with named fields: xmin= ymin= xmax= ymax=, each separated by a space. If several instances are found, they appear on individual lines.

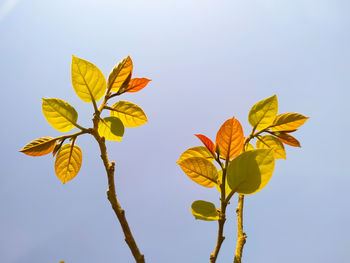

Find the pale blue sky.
xmin=1 ymin=0 xmax=349 ymax=262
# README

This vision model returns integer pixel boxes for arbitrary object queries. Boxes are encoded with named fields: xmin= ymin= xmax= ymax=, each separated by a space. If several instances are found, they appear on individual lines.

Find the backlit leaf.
xmin=19 ymin=137 xmax=57 ymax=156
xmin=110 ymin=101 xmax=147 ymax=127
xmin=177 ymin=157 xmax=218 ymax=188
xmin=124 ymin=78 xmax=151 ymax=93
xmin=108 ymin=56 xmax=133 ymax=92
xmin=244 ymin=143 xmax=255 ymax=152
xmin=55 ymin=144 xmax=82 ymax=184
xmin=215 ymin=116 xmax=244 ymax=160
xmin=178 ymin=146 xmax=214 ymax=163
xmin=194 ymin=134 xmax=215 ymax=154
xmin=98 ymin=117 xmax=124 ymax=141
xmin=71 ymin=56 xmax=106 ymax=102
xmin=270 ymin=113 xmax=309 ymax=132
xmin=191 ymin=200 xmax=219 ymax=221
xmin=274 ymin=132 xmax=301 ymax=147
xmin=256 ymin=135 xmax=286 ymax=159
xmin=42 ymin=98 xmax=78 ymax=132
xmin=248 ymin=95 xmax=278 ymax=130
xmin=215 ymin=170 xmax=232 ymax=196
xmin=52 ymin=139 xmax=65 ymax=157
xmin=227 ymin=149 xmax=275 ymax=195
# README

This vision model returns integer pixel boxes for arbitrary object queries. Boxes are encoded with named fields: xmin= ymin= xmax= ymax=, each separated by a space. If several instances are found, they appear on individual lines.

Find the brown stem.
xmin=210 ymin=154 xmax=232 ymax=263
xmin=91 ymin=115 xmax=145 ymax=263
xmin=234 ymin=194 xmax=246 ymax=263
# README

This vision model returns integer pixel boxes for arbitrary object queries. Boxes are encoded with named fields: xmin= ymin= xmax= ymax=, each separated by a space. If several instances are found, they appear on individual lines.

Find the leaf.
xmin=215 ymin=170 xmax=232 ymax=196
xmin=273 ymin=132 xmax=301 ymax=147
xmin=52 ymin=139 xmax=65 ymax=157
xmin=248 ymin=95 xmax=278 ymax=130
xmin=178 ymin=146 xmax=214 ymax=163
xmin=71 ymin=56 xmax=106 ymax=103
xmin=108 ymin=56 xmax=133 ymax=92
xmin=256 ymin=135 xmax=286 ymax=159
xmin=98 ymin=117 xmax=125 ymax=141
xmin=42 ymin=98 xmax=78 ymax=132
xmin=227 ymin=149 xmax=275 ymax=195
xmin=19 ymin=137 xmax=57 ymax=156
xmin=194 ymin=134 xmax=215 ymax=154
xmin=215 ymin=116 xmax=244 ymax=160
xmin=177 ymin=157 xmax=218 ymax=188
xmin=124 ymin=78 xmax=151 ymax=93
xmin=191 ymin=200 xmax=219 ymax=221
xmin=110 ymin=101 xmax=147 ymax=127
xmin=55 ymin=144 xmax=82 ymax=184
xmin=244 ymin=143 xmax=255 ymax=152
xmin=270 ymin=113 xmax=309 ymax=132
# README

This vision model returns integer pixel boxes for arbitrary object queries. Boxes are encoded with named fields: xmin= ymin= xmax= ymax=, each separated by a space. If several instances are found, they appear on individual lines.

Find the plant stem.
xmin=90 ymin=95 xmax=145 ymax=262
xmin=210 ymin=155 xmax=232 ymax=262
xmin=91 ymin=124 xmax=145 ymax=263
xmin=234 ymin=194 xmax=246 ymax=263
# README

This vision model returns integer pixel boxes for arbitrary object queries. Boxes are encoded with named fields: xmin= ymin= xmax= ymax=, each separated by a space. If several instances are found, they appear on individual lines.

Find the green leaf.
xmin=71 ymin=55 xmax=106 ymax=103
xmin=191 ymin=200 xmax=219 ymax=221
xmin=110 ymin=101 xmax=148 ymax=127
xmin=248 ymin=95 xmax=278 ymax=131
xmin=178 ymin=146 xmax=214 ymax=163
xmin=227 ymin=149 xmax=275 ymax=195
xmin=270 ymin=113 xmax=309 ymax=132
xmin=177 ymin=157 xmax=218 ymax=188
xmin=256 ymin=135 xmax=286 ymax=159
xmin=55 ymin=144 xmax=82 ymax=184
xmin=98 ymin=117 xmax=125 ymax=141
xmin=42 ymin=98 xmax=78 ymax=132
xmin=19 ymin=137 xmax=57 ymax=157
xmin=215 ymin=170 xmax=232 ymax=196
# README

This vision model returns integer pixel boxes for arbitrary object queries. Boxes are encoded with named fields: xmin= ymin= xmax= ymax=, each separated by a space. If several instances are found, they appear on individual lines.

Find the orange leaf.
xmin=194 ymin=134 xmax=215 ymax=154
xmin=215 ymin=117 xmax=244 ymax=160
xmin=274 ymin=132 xmax=301 ymax=147
xmin=19 ymin=137 xmax=57 ymax=157
xmin=125 ymin=78 xmax=151 ymax=93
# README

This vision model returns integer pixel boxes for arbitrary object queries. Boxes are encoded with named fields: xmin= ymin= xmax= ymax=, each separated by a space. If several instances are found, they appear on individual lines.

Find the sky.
xmin=0 ymin=0 xmax=349 ymax=262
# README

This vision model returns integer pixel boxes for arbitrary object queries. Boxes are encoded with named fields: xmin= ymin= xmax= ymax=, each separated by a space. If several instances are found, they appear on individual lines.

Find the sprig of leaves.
xmin=176 ymin=94 xmax=308 ymax=262
xmin=20 ymin=55 xmax=151 ymax=184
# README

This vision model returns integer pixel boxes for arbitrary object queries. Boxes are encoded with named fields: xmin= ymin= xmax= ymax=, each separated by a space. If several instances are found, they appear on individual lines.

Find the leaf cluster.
xmin=19 ymin=56 xmax=151 ymax=184
xmin=177 ymin=94 xmax=308 ymax=221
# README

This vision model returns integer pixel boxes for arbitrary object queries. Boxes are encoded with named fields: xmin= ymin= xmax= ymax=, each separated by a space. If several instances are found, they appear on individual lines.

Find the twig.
xmin=91 ymin=114 xmax=145 ymax=262
xmin=234 ymin=194 xmax=246 ymax=263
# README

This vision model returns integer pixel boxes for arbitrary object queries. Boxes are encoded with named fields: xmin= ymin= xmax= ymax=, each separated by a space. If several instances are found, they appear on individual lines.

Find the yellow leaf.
xmin=244 ymin=142 xmax=255 ymax=152
xmin=177 ymin=157 xmax=218 ymax=188
xmin=98 ymin=117 xmax=124 ymax=141
xmin=178 ymin=146 xmax=214 ymax=163
xmin=270 ymin=113 xmax=309 ymax=132
xmin=71 ymin=55 xmax=106 ymax=103
xmin=248 ymin=95 xmax=278 ymax=130
xmin=256 ymin=135 xmax=286 ymax=159
xmin=19 ymin=137 xmax=57 ymax=156
xmin=108 ymin=56 xmax=133 ymax=92
xmin=55 ymin=144 xmax=82 ymax=184
xmin=191 ymin=200 xmax=219 ymax=221
xmin=42 ymin=98 xmax=78 ymax=132
xmin=227 ymin=149 xmax=275 ymax=195
xmin=110 ymin=101 xmax=147 ymax=127
xmin=215 ymin=116 xmax=244 ymax=160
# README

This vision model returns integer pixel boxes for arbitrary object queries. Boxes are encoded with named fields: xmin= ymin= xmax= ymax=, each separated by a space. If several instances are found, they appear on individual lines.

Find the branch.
xmin=91 ymin=116 xmax=145 ymax=263
xmin=234 ymin=194 xmax=246 ymax=263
